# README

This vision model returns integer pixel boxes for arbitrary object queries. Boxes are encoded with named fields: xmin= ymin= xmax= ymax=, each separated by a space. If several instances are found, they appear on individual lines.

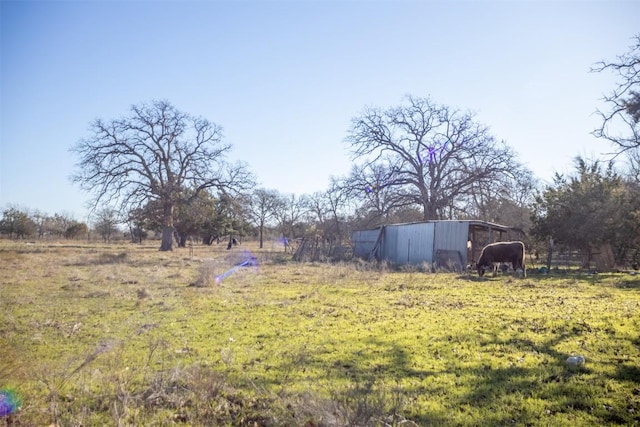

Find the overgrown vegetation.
xmin=1 ymin=241 xmax=639 ymax=426
xmin=531 ymin=157 xmax=640 ymax=267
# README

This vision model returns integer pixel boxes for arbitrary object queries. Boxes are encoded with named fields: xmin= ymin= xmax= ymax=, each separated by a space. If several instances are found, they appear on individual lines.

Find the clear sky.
xmin=1 ymin=0 xmax=638 ymax=221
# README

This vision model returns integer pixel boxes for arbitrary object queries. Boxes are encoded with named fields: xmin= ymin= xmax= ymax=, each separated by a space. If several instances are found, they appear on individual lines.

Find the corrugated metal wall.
xmin=434 ymin=221 xmax=470 ymax=266
xmin=351 ymin=228 xmax=383 ymax=259
xmin=381 ymin=222 xmax=435 ymax=266
xmin=352 ymin=221 xmax=473 ymax=268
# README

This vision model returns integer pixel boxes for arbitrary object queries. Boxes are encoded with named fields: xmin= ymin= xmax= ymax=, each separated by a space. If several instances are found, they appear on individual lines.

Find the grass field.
xmin=1 ymin=240 xmax=639 ymax=426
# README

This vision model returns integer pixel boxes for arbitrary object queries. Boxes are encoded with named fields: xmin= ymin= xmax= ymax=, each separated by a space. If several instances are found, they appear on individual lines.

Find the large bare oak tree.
xmin=592 ymin=34 xmax=640 ymax=154
xmin=71 ymin=100 xmax=252 ymax=251
xmin=346 ymin=95 xmax=521 ymax=221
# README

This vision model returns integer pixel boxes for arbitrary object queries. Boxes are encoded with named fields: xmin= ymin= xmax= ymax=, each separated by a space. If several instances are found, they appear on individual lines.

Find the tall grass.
xmin=0 ymin=241 xmax=638 ymax=426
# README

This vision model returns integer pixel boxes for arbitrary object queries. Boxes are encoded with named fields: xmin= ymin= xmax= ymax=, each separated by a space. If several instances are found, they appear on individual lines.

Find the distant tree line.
xmin=4 ymin=153 xmax=638 ymax=267
xmin=0 ymin=208 xmax=88 ymax=240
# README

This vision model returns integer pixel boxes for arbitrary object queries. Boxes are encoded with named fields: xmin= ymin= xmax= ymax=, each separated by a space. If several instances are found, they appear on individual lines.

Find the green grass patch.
xmin=1 ymin=241 xmax=639 ymax=425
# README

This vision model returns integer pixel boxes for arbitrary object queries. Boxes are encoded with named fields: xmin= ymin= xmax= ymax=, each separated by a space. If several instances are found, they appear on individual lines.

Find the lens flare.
xmin=0 ymin=388 xmax=21 ymax=417
xmin=419 ymin=140 xmax=450 ymax=164
xmin=215 ymin=250 xmax=258 ymax=283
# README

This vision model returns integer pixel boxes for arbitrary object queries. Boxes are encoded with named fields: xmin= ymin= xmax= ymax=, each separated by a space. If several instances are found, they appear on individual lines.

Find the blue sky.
xmin=1 ymin=0 xmax=638 ymax=221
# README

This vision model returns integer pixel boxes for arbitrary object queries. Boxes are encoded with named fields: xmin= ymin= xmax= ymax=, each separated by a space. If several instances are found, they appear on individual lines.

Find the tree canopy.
xmin=71 ymin=100 xmax=253 ymax=250
xmin=0 ymin=208 xmax=37 ymax=239
xmin=345 ymin=95 xmax=526 ymax=221
xmin=531 ymin=157 xmax=640 ymax=265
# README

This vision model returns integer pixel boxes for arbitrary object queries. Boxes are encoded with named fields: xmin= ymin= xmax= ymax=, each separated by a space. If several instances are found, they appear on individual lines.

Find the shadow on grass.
xmin=612 ymin=276 xmax=640 ymax=290
xmin=456 ymin=274 xmax=488 ymax=282
xmin=615 ymin=364 xmax=640 ymax=384
xmin=265 ymin=329 xmax=638 ymax=426
xmin=66 ymin=252 xmax=129 ymax=266
xmin=268 ymin=337 xmax=447 ymax=424
xmin=459 ymin=269 xmax=640 ymax=291
xmin=65 ymin=252 xmax=179 ymax=268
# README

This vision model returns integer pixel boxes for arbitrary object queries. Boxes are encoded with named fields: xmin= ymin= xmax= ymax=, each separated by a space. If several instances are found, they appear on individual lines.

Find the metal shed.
xmin=351 ymin=220 xmax=523 ymax=271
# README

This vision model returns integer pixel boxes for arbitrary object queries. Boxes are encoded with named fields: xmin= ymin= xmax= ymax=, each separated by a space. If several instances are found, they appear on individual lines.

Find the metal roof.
xmin=353 ymin=219 xmax=516 ymax=233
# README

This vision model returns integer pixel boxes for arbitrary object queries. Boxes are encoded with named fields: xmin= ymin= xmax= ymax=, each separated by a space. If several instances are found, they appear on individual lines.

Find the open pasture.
xmin=1 ymin=241 xmax=639 ymax=426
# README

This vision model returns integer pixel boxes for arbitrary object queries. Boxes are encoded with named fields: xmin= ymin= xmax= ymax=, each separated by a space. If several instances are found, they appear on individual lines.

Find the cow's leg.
xmin=514 ymin=258 xmax=525 ymax=278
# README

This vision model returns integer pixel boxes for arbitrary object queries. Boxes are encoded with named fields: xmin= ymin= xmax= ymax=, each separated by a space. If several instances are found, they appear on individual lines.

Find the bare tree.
xmin=464 ymin=166 xmax=537 ymax=228
xmin=273 ymin=193 xmax=307 ymax=250
xmin=249 ymin=188 xmax=282 ymax=249
xmin=31 ymin=210 xmax=48 ymax=239
xmin=625 ymin=149 xmax=640 ymax=182
xmin=343 ymin=162 xmax=417 ymax=226
xmin=346 ymin=95 xmax=519 ymax=220
xmin=71 ymin=100 xmax=253 ymax=251
xmin=592 ymin=34 xmax=640 ymax=154
xmin=323 ymin=178 xmax=349 ymax=244
xmin=93 ymin=207 xmax=120 ymax=243
xmin=48 ymin=212 xmax=76 ymax=238
xmin=305 ymin=179 xmax=349 ymax=244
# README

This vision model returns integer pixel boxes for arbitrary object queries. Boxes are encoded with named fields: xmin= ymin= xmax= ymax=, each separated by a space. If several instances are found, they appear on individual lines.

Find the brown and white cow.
xmin=477 ymin=241 xmax=526 ymax=277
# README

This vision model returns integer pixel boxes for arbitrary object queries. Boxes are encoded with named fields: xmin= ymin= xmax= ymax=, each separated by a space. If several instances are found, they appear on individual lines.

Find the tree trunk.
xmin=422 ymin=199 xmax=441 ymax=221
xmin=160 ymin=202 xmax=174 ymax=251
xmin=259 ymin=219 xmax=264 ymax=249
xmin=177 ymin=232 xmax=188 ymax=248
xmin=160 ymin=227 xmax=174 ymax=251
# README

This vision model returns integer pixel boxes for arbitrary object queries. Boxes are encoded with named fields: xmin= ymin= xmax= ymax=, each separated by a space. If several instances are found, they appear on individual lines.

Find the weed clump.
xmin=98 ymin=252 xmax=128 ymax=264
xmin=136 ymin=288 xmax=151 ymax=299
xmin=191 ymin=260 xmax=218 ymax=287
